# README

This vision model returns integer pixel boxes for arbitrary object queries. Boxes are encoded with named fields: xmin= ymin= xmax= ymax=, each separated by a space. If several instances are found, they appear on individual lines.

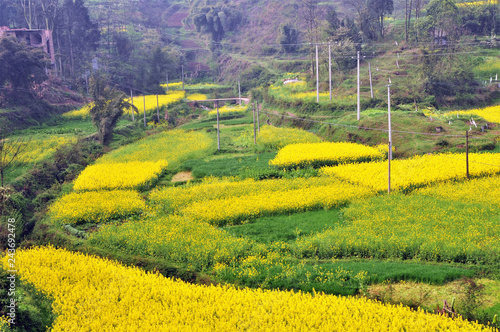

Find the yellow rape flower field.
xmin=49 ymin=190 xmax=146 ymax=225
xmin=295 ymin=174 xmax=500 ymax=264
xmin=126 ymin=91 xmax=185 ymax=114
xmin=62 ymin=103 xmax=93 ymax=119
xmin=96 ymin=129 xmax=215 ymax=164
xmin=416 ymin=175 xmax=500 ymax=205
xmin=424 ymin=104 xmax=500 ymax=124
xmin=457 ymin=0 xmax=498 ymax=6
xmin=208 ymin=104 xmax=247 ymax=116
xmin=181 ymin=179 xmax=375 ymax=226
xmin=73 ymin=160 xmax=168 ymax=191
xmin=257 ymin=125 xmax=322 ymax=150
xmin=6 ymin=135 xmax=77 ymax=164
xmin=454 ymin=105 xmax=500 ymax=124
xmin=270 ymin=142 xmax=387 ymax=168
xmin=62 ymin=92 xmax=185 ymax=119
xmin=2 ymin=246 xmax=492 ymax=332
xmin=186 ymin=93 xmax=208 ymax=101
xmin=160 ymin=82 xmax=183 ymax=90
xmin=321 ymin=152 xmax=500 ymax=192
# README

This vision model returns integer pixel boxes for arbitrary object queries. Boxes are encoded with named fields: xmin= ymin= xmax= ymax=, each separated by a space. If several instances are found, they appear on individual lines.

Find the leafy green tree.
xmin=88 ymin=75 xmax=137 ymax=146
xmin=367 ymin=0 xmax=393 ymax=38
xmin=193 ymin=2 xmax=242 ymax=43
xmin=277 ymin=24 xmax=299 ymax=53
xmin=0 ymin=36 xmax=49 ymax=95
xmin=418 ymin=0 xmax=461 ymax=42
xmin=460 ymin=4 xmax=499 ymax=36
xmin=0 ymin=0 xmax=22 ymax=27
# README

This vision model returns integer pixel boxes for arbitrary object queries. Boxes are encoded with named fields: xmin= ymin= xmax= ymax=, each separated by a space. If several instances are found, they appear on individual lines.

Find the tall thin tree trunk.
xmin=408 ymin=0 xmax=413 ymax=43
xmin=405 ymin=0 xmax=408 ymax=42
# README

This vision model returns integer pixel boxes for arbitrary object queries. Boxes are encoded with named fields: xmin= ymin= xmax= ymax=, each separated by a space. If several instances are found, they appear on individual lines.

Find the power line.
xmin=258 ymin=109 xmax=490 ymax=138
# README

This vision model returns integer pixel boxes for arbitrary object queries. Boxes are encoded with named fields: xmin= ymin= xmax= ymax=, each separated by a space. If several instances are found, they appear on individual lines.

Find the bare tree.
xmin=20 ymin=0 xmax=33 ymax=29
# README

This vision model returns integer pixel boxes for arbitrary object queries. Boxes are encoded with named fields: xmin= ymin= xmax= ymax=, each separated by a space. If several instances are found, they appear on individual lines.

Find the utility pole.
xmin=466 ymin=131 xmax=470 ymax=179
xmin=316 ymin=44 xmax=319 ymax=103
xmin=256 ymin=101 xmax=260 ymax=133
xmin=329 ymin=44 xmax=332 ymax=101
xmin=216 ymin=101 xmax=220 ymax=151
xmin=357 ymin=51 xmax=360 ymax=121
xmin=253 ymin=103 xmax=257 ymax=145
xmin=181 ymin=65 xmax=184 ymax=90
xmin=130 ymin=89 xmax=135 ymax=121
xmin=166 ymin=72 xmax=169 ymax=92
xmin=143 ymin=95 xmax=147 ymax=127
xmin=369 ymin=62 xmax=374 ymax=99
xmin=387 ymin=82 xmax=392 ymax=193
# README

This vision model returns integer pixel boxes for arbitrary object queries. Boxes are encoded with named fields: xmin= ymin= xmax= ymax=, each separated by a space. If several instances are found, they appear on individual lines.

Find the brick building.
xmin=0 ymin=27 xmax=56 ymax=68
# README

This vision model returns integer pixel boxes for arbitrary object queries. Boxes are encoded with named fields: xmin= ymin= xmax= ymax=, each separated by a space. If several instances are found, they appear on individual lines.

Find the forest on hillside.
xmin=0 ymin=0 xmax=499 ymax=107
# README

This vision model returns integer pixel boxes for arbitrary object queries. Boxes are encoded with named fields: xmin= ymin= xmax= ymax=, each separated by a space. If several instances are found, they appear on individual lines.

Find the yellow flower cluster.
xmin=416 ymin=175 xmax=500 ymax=205
xmin=321 ymin=152 xmax=500 ymax=192
xmin=184 ymin=82 xmax=229 ymax=90
xmin=125 ymin=91 xmax=185 ymax=114
xmin=49 ymin=190 xmax=146 ymax=224
xmin=62 ymin=92 xmax=185 ymax=119
xmin=7 ymin=135 xmax=77 ymax=164
xmin=270 ymin=142 xmax=387 ymax=169
xmin=0 ymin=316 xmax=9 ymax=330
xmin=208 ymin=104 xmax=247 ymax=116
xmin=148 ymin=176 xmax=343 ymax=212
xmin=457 ymin=0 xmax=497 ymax=6
xmin=90 ymin=214 xmax=253 ymax=270
xmin=160 ymin=82 xmax=182 ymax=90
xmin=257 ymin=125 xmax=322 ymax=150
xmin=180 ymin=179 xmax=375 ymax=226
xmin=73 ymin=160 xmax=168 ymax=191
xmin=424 ymin=104 xmax=500 ymax=123
xmin=454 ymin=105 xmax=500 ymax=124
xmin=186 ymin=93 xmax=207 ymax=101
xmin=292 ymin=91 xmax=331 ymax=100
xmin=97 ymin=129 xmax=215 ymax=165
xmin=295 ymin=184 xmax=500 ymax=263
xmin=2 ymin=246 xmax=490 ymax=331
xmin=62 ymin=104 xmax=93 ymax=119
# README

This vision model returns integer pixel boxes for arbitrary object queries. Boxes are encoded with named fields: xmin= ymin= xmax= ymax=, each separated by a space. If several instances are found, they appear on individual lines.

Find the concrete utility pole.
xmin=143 ymin=95 xmax=146 ymax=127
xmin=316 ymin=44 xmax=319 ymax=103
xmin=387 ymin=82 xmax=392 ymax=193
xmin=329 ymin=44 xmax=332 ymax=101
xmin=216 ymin=101 xmax=220 ymax=150
xmin=357 ymin=51 xmax=360 ymax=121
xmin=253 ymin=103 xmax=257 ymax=145
xmin=256 ymin=101 xmax=260 ymax=132
xmin=369 ymin=62 xmax=373 ymax=99
xmin=466 ymin=131 xmax=470 ymax=179
xmin=130 ymin=90 xmax=135 ymax=121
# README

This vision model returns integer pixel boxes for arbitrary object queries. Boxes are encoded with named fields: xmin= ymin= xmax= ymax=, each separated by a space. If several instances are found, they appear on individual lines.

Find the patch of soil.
xmin=171 ymin=171 xmax=194 ymax=183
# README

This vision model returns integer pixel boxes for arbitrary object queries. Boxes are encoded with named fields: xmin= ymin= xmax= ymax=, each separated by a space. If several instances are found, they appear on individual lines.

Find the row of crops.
xmin=1 ymin=246 xmax=491 ymax=331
